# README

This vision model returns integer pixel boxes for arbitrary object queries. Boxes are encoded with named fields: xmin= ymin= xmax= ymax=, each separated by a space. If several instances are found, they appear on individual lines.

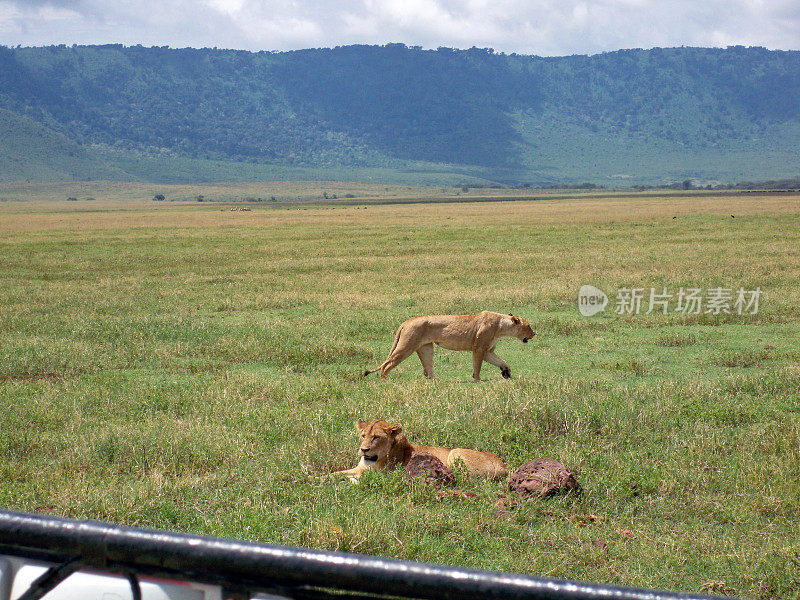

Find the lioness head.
xmin=508 ymin=314 xmax=535 ymax=343
xmin=355 ymin=419 xmax=402 ymax=463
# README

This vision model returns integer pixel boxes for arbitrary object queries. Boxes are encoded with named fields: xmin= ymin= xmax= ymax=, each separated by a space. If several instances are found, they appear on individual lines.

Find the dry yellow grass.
xmin=2 ymin=188 xmax=798 ymax=232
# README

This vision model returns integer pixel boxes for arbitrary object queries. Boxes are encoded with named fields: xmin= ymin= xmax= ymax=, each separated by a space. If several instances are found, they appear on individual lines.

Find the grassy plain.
xmin=1 ymin=186 xmax=799 ymax=598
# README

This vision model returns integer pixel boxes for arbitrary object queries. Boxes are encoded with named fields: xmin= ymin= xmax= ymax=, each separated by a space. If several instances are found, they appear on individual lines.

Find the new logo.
xmin=578 ymin=285 xmax=608 ymax=316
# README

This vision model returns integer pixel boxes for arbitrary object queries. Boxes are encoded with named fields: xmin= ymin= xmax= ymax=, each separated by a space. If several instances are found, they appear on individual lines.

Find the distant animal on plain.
xmin=363 ymin=311 xmax=535 ymax=381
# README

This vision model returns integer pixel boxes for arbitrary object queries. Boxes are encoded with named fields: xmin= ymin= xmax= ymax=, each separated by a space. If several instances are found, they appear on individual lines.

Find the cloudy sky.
xmin=1 ymin=0 xmax=798 ymax=56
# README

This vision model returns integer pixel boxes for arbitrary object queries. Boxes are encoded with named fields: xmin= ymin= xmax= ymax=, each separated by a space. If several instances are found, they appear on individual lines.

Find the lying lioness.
xmin=334 ymin=419 xmax=508 ymax=483
xmin=364 ymin=311 xmax=535 ymax=381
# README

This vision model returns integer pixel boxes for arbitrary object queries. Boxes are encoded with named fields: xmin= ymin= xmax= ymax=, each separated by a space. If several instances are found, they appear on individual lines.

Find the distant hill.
xmin=1 ymin=44 xmax=799 ymax=185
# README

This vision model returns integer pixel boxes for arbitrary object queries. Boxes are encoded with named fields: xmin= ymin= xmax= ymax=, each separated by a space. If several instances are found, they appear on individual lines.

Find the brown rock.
xmin=405 ymin=452 xmax=455 ymax=486
xmin=509 ymin=458 xmax=580 ymax=498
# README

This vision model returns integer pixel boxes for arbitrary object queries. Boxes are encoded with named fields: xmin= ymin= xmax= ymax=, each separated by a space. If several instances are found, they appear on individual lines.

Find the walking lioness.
xmin=334 ymin=419 xmax=508 ymax=483
xmin=364 ymin=311 xmax=535 ymax=381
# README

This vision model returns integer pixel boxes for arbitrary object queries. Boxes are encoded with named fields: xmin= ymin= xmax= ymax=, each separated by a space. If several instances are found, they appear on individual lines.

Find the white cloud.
xmin=0 ymin=0 xmax=797 ymax=54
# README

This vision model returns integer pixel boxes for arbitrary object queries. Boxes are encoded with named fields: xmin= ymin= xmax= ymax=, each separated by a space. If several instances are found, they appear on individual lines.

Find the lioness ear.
xmin=355 ymin=419 xmax=367 ymax=432
xmin=385 ymin=423 xmax=402 ymax=436
xmin=511 ymin=315 xmax=520 ymax=325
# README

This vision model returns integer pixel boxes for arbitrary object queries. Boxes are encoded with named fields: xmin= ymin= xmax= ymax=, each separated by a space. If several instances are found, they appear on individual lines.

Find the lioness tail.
xmin=363 ymin=323 xmax=404 ymax=377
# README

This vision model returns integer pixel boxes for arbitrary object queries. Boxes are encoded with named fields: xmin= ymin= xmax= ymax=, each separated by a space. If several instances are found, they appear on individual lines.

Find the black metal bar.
xmin=15 ymin=556 xmax=83 ymax=600
xmin=0 ymin=509 xmax=734 ymax=600
xmin=127 ymin=572 xmax=142 ymax=600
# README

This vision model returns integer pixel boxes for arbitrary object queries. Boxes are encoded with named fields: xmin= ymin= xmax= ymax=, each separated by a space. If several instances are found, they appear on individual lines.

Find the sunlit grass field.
xmin=1 ymin=187 xmax=799 ymax=598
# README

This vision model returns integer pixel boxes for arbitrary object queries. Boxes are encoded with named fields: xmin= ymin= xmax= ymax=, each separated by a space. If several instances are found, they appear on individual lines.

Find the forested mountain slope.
xmin=1 ymin=44 xmax=798 ymax=184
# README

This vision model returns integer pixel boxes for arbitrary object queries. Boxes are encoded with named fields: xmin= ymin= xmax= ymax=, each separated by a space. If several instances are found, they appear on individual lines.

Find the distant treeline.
xmin=728 ymin=177 xmax=800 ymax=190
xmin=462 ymin=176 xmax=800 ymax=192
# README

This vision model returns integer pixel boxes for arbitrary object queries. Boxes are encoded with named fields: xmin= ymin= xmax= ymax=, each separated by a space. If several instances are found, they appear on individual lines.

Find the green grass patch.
xmin=1 ymin=190 xmax=799 ymax=598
